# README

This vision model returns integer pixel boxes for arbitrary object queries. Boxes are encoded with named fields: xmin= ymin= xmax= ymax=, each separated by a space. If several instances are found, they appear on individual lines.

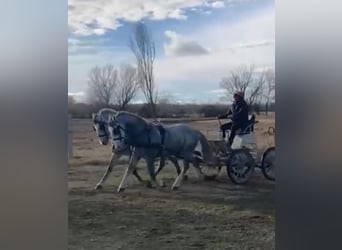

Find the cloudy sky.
xmin=68 ymin=0 xmax=275 ymax=103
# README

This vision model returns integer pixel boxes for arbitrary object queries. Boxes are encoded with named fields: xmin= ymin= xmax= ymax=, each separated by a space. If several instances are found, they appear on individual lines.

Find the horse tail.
xmin=195 ymin=131 xmax=215 ymax=166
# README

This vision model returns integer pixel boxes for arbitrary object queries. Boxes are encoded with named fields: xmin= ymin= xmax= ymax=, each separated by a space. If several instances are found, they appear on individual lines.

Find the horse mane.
xmin=99 ymin=108 xmax=117 ymax=116
xmin=115 ymin=111 xmax=150 ymax=126
xmin=93 ymin=108 xmax=117 ymax=122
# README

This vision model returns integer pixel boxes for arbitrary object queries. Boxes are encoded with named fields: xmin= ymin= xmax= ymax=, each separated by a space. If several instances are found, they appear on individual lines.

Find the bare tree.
xmin=264 ymin=69 xmax=275 ymax=115
xmin=115 ymin=64 xmax=140 ymax=110
xmin=220 ymin=65 xmax=265 ymax=109
xmin=128 ymin=22 xmax=158 ymax=119
xmin=87 ymin=64 xmax=117 ymax=105
xmin=246 ymin=71 xmax=265 ymax=106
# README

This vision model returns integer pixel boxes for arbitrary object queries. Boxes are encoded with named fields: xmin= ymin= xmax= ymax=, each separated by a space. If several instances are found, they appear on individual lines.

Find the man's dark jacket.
xmin=219 ymin=99 xmax=249 ymax=125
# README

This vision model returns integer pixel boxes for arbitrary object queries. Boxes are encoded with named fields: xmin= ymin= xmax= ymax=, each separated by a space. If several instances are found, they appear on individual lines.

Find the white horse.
xmin=92 ymin=108 xmax=183 ymax=190
xmin=108 ymin=111 xmax=215 ymax=191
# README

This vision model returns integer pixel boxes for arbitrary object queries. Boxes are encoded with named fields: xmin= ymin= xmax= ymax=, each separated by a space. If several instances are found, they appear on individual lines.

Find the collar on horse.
xmin=144 ymin=122 xmax=166 ymax=154
xmin=151 ymin=122 xmax=166 ymax=154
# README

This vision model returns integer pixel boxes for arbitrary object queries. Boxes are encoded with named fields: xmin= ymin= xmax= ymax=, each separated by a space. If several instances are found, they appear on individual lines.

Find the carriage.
xmin=92 ymin=109 xmax=275 ymax=192
xmin=199 ymin=116 xmax=275 ymax=184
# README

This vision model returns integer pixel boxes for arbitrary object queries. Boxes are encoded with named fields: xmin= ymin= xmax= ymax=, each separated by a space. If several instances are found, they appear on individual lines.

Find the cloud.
xmin=210 ymin=89 xmax=227 ymax=94
xmin=68 ymin=91 xmax=86 ymax=102
xmin=192 ymin=6 xmax=274 ymax=50
xmin=68 ymin=0 xmax=241 ymax=36
xmin=164 ymin=30 xmax=209 ymax=57
xmin=230 ymin=39 xmax=275 ymax=49
xmin=211 ymin=1 xmax=225 ymax=8
xmin=209 ymin=89 xmax=228 ymax=99
xmin=155 ymin=9 xmax=275 ymax=87
xmin=68 ymin=38 xmax=80 ymax=46
xmin=68 ymin=3 xmax=275 ymax=103
xmin=68 ymin=36 xmax=129 ymax=56
xmin=68 ymin=91 xmax=85 ymax=97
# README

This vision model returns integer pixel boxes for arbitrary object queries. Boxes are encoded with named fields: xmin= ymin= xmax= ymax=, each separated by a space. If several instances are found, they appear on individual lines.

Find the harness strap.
xmin=146 ymin=123 xmax=166 ymax=153
xmin=156 ymin=124 xmax=166 ymax=155
xmin=157 ymin=124 xmax=166 ymax=145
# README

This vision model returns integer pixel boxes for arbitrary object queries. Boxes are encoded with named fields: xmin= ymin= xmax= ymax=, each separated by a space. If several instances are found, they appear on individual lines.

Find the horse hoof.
xmin=171 ymin=186 xmax=179 ymax=191
xmin=146 ymin=181 xmax=153 ymax=189
xmin=183 ymin=175 xmax=188 ymax=181
xmin=117 ymin=187 xmax=125 ymax=193
xmin=94 ymin=184 xmax=103 ymax=190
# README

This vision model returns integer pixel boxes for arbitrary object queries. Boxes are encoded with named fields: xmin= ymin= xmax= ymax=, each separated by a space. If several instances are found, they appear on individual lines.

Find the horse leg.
xmin=132 ymin=168 xmax=144 ymax=183
xmin=117 ymin=151 xmax=139 ymax=193
xmin=95 ymin=153 xmax=120 ymax=190
xmin=168 ymin=156 xmax=188 ymax=181
xmin=131 ymin=155 xmax=144 ymax=183
xmin=171 ymin=159 xmax=190 ymax=190
xmin=155 ymin=155 xmax=166 ymax=177
xmin=146 ymin=157 xmax=164 ymax=188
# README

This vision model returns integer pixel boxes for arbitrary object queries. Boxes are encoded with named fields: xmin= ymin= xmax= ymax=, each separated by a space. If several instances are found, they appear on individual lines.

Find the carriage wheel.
xmin=226 ymin=149 xmax=255 ymax=184
xmin=261 ymin=147 xmax=275 ymax=181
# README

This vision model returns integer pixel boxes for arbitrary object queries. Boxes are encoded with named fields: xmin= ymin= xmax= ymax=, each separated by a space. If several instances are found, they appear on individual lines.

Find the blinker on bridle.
xmin=109 ymin=118 xmax=126 ymax=141
xmin=93 ymin=120 xmax=109 ymax=138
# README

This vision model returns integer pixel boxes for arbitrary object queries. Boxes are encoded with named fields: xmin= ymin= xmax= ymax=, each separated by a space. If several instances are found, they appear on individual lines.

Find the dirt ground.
xmin=68 ymin=114 xmax=275 ymax=250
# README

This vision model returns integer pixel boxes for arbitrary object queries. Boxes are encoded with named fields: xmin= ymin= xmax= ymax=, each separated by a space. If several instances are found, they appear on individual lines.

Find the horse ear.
xmin=91 ymin=113 xmax=96 ymax=121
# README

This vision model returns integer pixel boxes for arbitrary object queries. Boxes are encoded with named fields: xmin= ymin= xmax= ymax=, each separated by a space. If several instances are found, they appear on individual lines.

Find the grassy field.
xmin=68 ymin=114 xmax=275 ymax=250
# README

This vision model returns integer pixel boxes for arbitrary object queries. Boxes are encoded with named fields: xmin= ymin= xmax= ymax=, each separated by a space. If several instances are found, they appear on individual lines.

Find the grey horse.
xmin=108 ymin=111 xmax=215 ymax=191
xmin=92 ymin=108 xmax=183 ymax=190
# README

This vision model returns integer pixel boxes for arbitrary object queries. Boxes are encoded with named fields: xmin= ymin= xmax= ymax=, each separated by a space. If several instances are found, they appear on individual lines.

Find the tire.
xmin=261 ymin=147 xmax=275 ymax=181
xmin=226 ymin=149 xmax=255 ymax=184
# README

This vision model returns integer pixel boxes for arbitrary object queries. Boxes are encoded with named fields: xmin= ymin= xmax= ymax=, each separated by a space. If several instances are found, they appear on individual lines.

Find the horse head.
xmin=92 ymin=108 xmax=117 ymax=146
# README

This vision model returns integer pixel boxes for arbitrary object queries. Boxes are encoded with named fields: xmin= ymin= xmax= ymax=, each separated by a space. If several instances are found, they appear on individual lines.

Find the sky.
xmin=68 ymin=0 xmax=275 ymax=104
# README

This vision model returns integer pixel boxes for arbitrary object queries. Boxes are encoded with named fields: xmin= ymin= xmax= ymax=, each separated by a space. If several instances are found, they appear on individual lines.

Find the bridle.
xmin=110 ymin=123 xmax=126 ymax=141
xmin=93 ymin=120 xmax=109 ymax=138
xmin=109 ymin=116 xmax=152 ymax=144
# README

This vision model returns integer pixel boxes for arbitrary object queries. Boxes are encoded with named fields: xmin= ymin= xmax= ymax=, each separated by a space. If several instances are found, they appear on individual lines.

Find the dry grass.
xmin=68 ymin=114 xmax=275 ymax=250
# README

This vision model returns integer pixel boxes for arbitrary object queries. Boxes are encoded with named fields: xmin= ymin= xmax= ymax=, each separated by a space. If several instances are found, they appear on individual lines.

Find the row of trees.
xmin=68 ymin=101 xmax=275 ymax=119
xmin=87 ymin=64 xmax=139 ymax=110
xmin=86 ymin=22 xmax=275 ymax=117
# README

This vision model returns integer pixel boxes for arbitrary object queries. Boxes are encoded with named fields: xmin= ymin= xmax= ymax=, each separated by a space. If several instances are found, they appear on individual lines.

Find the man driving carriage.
xmin=217 ymin=91 xmax=249 ymax=146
